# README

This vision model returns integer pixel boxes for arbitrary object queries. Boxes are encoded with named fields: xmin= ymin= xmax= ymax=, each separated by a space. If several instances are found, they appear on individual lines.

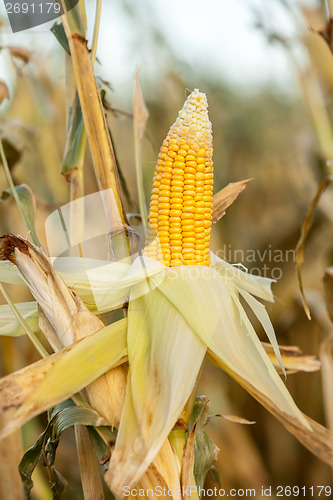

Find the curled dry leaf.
xmin=229 ymin=367 xmax=333 ymax=467
xmin=262 ymin=342 xmax=321 ymax=374
xmin=295 ymin=176 xmax=333 ymax=320
xmin=0 ymin=81 xmax=9 ymax=105
xmin=212 ymin=179 xmax=252 ymax=223
xmin=221 ymin=415 xmax=256 ymax=425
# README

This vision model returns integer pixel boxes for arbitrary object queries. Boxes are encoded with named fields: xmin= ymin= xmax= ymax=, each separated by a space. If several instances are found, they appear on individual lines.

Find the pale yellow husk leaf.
xmin=106 ymin=288 xmax=206 ymax=495
xmin=0 ymin=301 xmax=38 ymax=336
xmin=0 ymin=241 xmax=181 ymax=499
xmin=0 ymin=261 xmax=23 ymax=284
xmin=0 ymin=318 xmax=127 ymax=439
xmin=0 ymin=255 xmax=164 ymax=314
xmin=150 ymin=263 xmax=333 ymax=465
xmin=152 ymin=264 xmax=310 ymax=430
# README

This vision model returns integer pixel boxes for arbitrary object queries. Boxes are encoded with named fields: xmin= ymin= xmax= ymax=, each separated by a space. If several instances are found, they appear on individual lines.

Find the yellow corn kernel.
xmin=145 ymin=89 xmax=213 ymax=266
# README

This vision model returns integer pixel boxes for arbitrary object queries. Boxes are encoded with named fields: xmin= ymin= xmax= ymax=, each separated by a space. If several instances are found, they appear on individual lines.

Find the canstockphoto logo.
xmin=3 ymin=1 xmax=79 ymax=32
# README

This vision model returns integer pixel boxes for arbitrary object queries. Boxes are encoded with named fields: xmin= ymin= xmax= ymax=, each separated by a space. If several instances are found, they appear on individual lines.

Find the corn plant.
xmin=0 ymin=2 xmax=332 ymax=499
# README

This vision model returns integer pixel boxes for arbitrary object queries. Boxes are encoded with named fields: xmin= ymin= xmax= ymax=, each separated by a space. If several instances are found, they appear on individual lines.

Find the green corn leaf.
xmin=87 ymin=426 xmax=115 ymax=466
xmin=52 ymin=406 xmax=109 ymax=434
xmin=188 ymin=397 xmax=219 ymax=494
xmin=19 ymin=431 xmax=46 ymax=499
xmin=61 ymin=92 xmax=86 ymax=177
xmin=19 ymin=399 xmax=106 ymax=499
xmin=50 ymin=22 xmax=70 ymax=54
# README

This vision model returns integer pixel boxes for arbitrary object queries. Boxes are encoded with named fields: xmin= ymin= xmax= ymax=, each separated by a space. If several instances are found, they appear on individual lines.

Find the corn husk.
xmin=0 ymin=236 xmax=181 ymax=498
xmin=107 ymin=288 xmax=206 ymax=493
xmin=0 ymin=319 xmax=127 ymax=439
xmin=0 ymin=302 xmax=38 ymax=336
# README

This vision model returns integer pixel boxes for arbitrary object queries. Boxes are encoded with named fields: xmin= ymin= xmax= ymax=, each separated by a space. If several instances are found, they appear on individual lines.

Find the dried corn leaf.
xmin=181 ymin=418 xmax=196 ymax=495
xmin=75 ymin=425 xmax=105 ymax=500
xmin=221 ymin=415 xmax=256 ymax=425
xmin=210 ymin=351 xmax=333 ymax=466
xmin=19 ymin=401 xmax=106 ymax=499
xmin=0 ymin=318 xmax=127 ymax=439
xmin=212 ymin=179 xmax=252 ymax=223
xmin=262 ymin=342 xmax=321 ymax=374
xmin=0 ymin=252 xmax=164 ymax=316
xmin=295 ymin=176 xmax=333 ymax=320
xmin=0 ymin=237 xmax=181 ymax=498
xmin=63 ymin=24 xmax=128 ymax=225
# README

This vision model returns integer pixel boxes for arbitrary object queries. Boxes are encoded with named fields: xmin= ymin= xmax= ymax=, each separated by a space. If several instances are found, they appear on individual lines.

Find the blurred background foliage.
xmin=0 ymin=0 xmax=333 ymax=498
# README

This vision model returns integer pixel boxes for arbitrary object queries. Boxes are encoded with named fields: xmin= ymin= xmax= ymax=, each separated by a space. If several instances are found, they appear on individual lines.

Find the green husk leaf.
xmin=188 ymin=397 xmax=219 ymax=494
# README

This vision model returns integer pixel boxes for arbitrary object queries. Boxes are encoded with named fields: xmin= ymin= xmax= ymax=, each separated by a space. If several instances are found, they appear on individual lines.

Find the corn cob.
xmin=145 ymin=89 xmax=213 ymax=266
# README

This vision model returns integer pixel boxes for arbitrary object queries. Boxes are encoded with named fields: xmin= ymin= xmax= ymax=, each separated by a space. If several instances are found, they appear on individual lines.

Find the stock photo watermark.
xmin=44 ymin=189 xmax=295 ymax=312
xmin=3 ymin=0 xmax=78 ymax=32
xmin=215 ymin=244 xmax=295 ymax=280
